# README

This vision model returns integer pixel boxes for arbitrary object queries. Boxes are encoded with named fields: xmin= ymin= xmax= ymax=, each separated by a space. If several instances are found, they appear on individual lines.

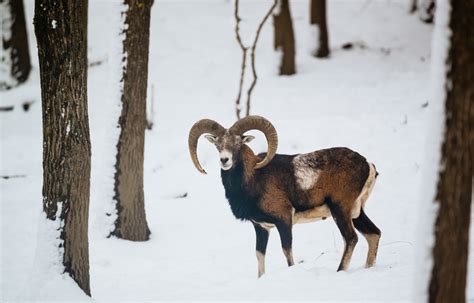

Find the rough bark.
xmin=34 ymin=0 xmax=91 ymax=296
xmin=310 ymin=0 xmax=329 ymax=58
xmin=273 ymin=0 xmax=295 ymax=75
xmin=111 ymin=0 xmax=152 ymax=241
xmin=428 ymin=1 xmax=474 ymax=302
xmin=1 ymin=0 xmax=31 ymax=90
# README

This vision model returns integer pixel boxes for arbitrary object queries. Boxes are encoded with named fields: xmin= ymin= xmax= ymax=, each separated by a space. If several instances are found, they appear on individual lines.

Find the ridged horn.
xmin=229 ymin=115 xmax=278 ymax=169
xmin=188 ymin=119 xmax=226 ymax=174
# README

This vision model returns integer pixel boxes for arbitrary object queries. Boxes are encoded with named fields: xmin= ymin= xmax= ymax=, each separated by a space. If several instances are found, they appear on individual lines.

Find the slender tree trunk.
xmin=1 ymin=0 xmax=31 ymax=90
xmin=310 ymin=0 xmax=329 ymax=58
xmin=111 ymin=0 xmax=152 ymax=241
xmin=428 ymin=1 xmax=474 ymax=302
xmin=34 ymin=0 xmax=91 ymax=296
xmin=273 ymin=0 xmax=295 ymax=75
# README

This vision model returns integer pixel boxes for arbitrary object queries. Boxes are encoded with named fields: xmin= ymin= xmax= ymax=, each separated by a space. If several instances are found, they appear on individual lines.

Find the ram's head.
xmin=188 ymin=116 xmax=278 ymax=174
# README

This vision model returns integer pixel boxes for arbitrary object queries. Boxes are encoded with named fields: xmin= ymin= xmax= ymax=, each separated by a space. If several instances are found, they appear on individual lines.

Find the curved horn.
xmin=229 ymin=115 xmax=278 ymax=169
xmin=188 ymin=119 xmax=226 ymax=174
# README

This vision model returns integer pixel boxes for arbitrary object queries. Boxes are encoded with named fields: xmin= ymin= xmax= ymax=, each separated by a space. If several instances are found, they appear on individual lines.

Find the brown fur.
xmin=246 ymin=146 xmax=370 ymax=217
xmin=219 ymin=143 xmax=380 ymax=275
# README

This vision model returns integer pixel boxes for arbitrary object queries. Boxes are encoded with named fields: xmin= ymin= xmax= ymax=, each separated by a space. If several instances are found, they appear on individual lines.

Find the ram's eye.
xmin=242 ymin=135 xmax=255 ymax=143
xmin=204 ymin=135 xmax=218 ymax=144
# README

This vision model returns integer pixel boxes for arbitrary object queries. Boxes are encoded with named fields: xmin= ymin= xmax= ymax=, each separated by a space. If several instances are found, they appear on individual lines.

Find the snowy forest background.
xmin=1 ymin=0 xmax=473 ymax=301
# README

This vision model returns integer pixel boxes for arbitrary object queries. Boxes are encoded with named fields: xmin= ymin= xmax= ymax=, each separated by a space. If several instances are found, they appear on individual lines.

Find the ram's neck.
xmin=240 ymin=145 xmax=258 ymax=184
xmin=221 ymin=145 xmax=256 ymax=190
xmin=220 ymin=145 xmax=259 ymax=221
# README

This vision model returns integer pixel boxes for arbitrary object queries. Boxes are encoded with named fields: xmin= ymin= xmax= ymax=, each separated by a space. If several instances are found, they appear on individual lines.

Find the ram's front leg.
xmin=252 ymin=222 xmax=270 ymax=278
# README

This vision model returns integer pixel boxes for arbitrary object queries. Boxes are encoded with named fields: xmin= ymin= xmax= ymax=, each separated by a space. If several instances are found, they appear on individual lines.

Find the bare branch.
xmin=234 ymin=0 xmax=277 ymax=118
xmin=245 ymin=0 xmax=278 ymax=117
xmin=234 ymin=0 xmax=247 ymax=119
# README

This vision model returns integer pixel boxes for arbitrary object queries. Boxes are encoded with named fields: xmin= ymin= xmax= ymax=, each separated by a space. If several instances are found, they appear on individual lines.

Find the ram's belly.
xmin=293 ymin=205 xmax=332 ymax=224
xmin=252 ymin=221 xmax=275 ymax=229
xmin=252 ymin=205 xmax=332 ymax=229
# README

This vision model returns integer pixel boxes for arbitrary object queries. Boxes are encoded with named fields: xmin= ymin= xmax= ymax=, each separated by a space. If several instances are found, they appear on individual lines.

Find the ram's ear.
xmin=204 ymin=135 xmax=218 ymax=144
xmin=242 ymin=135 xmax=255 ymax=143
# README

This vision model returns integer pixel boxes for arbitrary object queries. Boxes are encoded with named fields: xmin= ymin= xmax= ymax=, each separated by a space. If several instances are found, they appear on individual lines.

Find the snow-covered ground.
xmin=1 ymin=0 xmax=473 ymax=301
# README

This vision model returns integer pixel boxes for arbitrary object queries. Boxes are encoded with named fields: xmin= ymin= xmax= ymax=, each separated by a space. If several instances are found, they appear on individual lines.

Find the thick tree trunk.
xmin=34 ymin=0 xmax=91 ymax=296
xmin=1 ymin=0 xmax=31 ymax=90
xmin=111 ymin=0 xmax=152 ymax=241
xmin=310 ymin=0 xmax=329 ymax=58
xmin=273 ymin=0 xmax=295 ymax=75
xmin=428 ymin=1 xmax=474 ymax=302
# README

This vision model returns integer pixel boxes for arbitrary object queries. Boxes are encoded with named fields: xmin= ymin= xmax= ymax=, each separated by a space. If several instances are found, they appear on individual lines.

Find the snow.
xmin=1 ymin=0 xmax=473 ymax=301
xmin=413 ymin=0 xmax=452 ymax=300
xmin=88 ymin=0 xmax=128 ymax=239
xmin=17 ymin=202 xmax=90 ymax=301
xmin=310 ymin=25 xmax=321 ymax=52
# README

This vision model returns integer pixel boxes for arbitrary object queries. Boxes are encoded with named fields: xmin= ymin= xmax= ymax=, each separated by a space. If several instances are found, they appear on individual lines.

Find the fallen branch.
xmin=1 ymin=174 xmax=27 ymax=179
xmin=0 ymin=106 xmax=14 ymax=112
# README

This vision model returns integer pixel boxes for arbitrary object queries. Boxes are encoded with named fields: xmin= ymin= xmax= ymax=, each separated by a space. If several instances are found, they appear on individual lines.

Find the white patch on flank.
xmin=219 ymin=149 xmax=233 ymax=170
xmin=293 ymin=154 xmax=320 ymax=190
xmin=352 ymin=162 xmax=377 ymax=218
xmin=51 ymin=20 xmax=57 ymax=29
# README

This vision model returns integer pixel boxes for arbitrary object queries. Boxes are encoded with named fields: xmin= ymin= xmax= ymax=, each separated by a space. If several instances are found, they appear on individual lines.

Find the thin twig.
xmin=245 ymin=0 xmax=278 ymax=117
xmin=234 ymin=0 xmax=247 ymax=119
xmin=234 ymin=0 xmax=277 ymax=119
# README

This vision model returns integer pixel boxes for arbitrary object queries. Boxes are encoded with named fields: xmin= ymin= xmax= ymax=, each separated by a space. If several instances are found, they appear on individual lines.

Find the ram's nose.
xmin=220 ymin=157 xmax=229 ymax=165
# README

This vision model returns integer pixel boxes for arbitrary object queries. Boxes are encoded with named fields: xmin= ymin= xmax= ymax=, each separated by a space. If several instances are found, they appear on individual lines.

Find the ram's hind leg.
xmin=275 ymin=220 xmax=295 ymax=267
xmin=326 ymin=198 xmax=358 ymax=271
xmin=353 ymin=208 xmax=381 ymax=268
xmin=252 ymin=222 xmax=270 ymax=278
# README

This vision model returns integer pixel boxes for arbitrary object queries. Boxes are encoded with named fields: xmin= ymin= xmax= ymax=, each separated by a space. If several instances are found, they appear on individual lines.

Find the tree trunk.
xmin=310 ymin=0 xmax=329 ymax=58
xmin=111 ymin=0 xmax=152 ymax=241
xmin=34 ymin=0 xmax=91 ymax=296
xmin=428 ymin=1 xmax=474 ymax=302
xmin=273 ymin=0 xmax=295 ymax=75
xmin=1 ymin=0 xmax=31 ymax=90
